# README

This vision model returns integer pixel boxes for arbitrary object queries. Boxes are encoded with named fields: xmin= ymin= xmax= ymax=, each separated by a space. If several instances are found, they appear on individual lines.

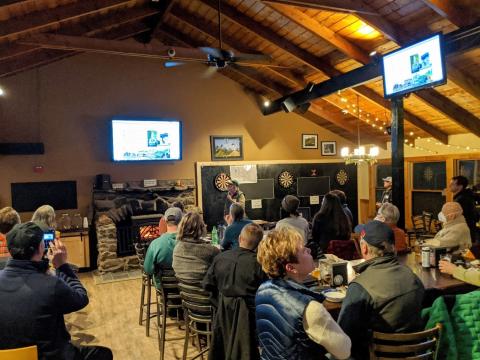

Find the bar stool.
xmin=177 ymin=280 xmax=213 ymax=360
xmin=156 ymin=272 xmax=184 ymax=360
xmin=135 ymin=242 xmax=156 ymax=337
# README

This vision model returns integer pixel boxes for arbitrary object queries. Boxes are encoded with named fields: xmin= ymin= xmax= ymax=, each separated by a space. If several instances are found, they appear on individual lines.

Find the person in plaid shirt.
xmin=0 ymin=207 xmax=21 ymax=256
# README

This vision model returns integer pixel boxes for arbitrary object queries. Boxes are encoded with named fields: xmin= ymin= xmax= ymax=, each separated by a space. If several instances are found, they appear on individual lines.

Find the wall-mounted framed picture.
xmin=210 ymin=136 xmax=244 ymax=161
xmin=302 ymin=134 xmax=318 ymax=149
xmin=321 ymin=141 xmax=337 ymax=156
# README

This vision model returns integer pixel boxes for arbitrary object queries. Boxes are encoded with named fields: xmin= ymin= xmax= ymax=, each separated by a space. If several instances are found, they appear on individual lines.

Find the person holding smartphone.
xmin=0 ymin=222 xmax=112 ymax=360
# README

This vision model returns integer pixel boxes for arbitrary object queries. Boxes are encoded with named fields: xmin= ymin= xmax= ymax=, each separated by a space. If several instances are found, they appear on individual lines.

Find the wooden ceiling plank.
xmin=0 ymin=22 xmax=151 ymax=78
xmin=446 ymin=66 xmax=480 ymax=101
xmin=415 ymin=88 xmax=480 ymax=136
xmin=0 ymin=0 xmax=137 ymax=42
xmin=266 ymin=3 xmax=370 ymax=64
xmin=419 ymin=0 xmax=474 ymax=28
xmin=261 ymin=0 xmax=380 ymax=16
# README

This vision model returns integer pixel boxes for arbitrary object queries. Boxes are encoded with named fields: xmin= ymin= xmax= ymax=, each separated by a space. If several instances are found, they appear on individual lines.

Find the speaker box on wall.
xmin=0 ymin=143 xmax=45 ymax=155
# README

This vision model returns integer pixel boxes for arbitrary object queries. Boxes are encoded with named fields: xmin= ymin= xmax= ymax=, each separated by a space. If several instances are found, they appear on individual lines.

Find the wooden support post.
xmin=391 ymin=97 xmax=405 ymax=229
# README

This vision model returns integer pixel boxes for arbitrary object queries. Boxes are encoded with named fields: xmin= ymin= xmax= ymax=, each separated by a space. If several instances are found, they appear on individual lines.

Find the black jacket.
xmin=454 ymin=188 xmax=479 ymax=239
xmin=338 ymin=255 xmax=425 ymax=360
xmin=0 ymin=259 xmax=89 ymax=359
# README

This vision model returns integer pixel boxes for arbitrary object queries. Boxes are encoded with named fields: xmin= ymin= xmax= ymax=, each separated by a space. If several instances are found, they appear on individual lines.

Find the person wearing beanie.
xmin=0 ymin=222 xmax=112 ymax=359
xmin=338 ymin=221 xmax=425 ymax=360
xmin=275 ymin=195 xmax=310 ymax=244
xmin=424 ymin=202 xmax=472 ymax=250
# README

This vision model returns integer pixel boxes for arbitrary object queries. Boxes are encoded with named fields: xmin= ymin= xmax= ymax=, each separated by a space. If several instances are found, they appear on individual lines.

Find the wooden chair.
xmin=369 ymin=324 xmax=441 ymax=360
xmin=422 ymin=211 xmax=434 ymax=234
xmin=411 ymin=214 xmax=427 ymax=240
xmin=177 ymin=281 xmax=213 ymax=360
xmin=156 ymin=274 xmax=184 ymax=360
xmin=134 ymin=242 xmax=156 ymax=337
xmin=0 ymin=345 xmax=38 ymax=360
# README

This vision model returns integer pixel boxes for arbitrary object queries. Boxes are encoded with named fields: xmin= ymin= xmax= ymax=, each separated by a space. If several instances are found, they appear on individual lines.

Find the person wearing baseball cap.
xmin=224 ymin=179 xmax=246 ymax=216
xmin=0 ymin=222 xmax=112 ymax=359
xmin=376 ymin=176 xmax=393 ymax=209
xmin=338 ymin=220 xmax=425 ymax=360
xmin=144 ymin=206 xmax=184 ymax=289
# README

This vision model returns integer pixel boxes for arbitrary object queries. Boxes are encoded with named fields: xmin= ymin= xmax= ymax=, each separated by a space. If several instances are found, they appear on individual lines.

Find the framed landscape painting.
xmin=302 ymin=134 xmax=318 ymax=149
xmin=210 ymin=136 xmax=244 ymax=161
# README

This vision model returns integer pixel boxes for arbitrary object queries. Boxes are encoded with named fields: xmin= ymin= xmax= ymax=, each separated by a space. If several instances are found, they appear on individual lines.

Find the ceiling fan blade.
xmin=199 ymin=47 xmax=224 ymax=59
xmin=164 ymin=61 xmax=186 ymax=68
xmin=202 ymin=66 xmax=218 ymax=79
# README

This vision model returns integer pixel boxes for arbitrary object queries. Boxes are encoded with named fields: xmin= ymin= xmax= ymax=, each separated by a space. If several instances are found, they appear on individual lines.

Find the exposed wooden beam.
xmin=447 ymin=66 xmax=480 ymax=101
xmin=0 ymin=22 xmax=151 ymax=78
xmin=420 ymin=0 xmax=476 ymax=28
xmin=266 ymin=3 xmax=370 ymax=64
xmin=199 ymin=0 xmax=444 ymax=143
xmin=0 ymin=0 xmax=137 ymax=43
xmin=143 ymin=0 xmax=175 ymax=43
xmin=261 ymin=0 xmax=380 ymax=15
xmin=415 ymin=88 xmax=480 ymax=137
xmin=0 ymin=6 xmax=161 ymax=62
xmin=170 ymin=4 xmax=385 ymax=144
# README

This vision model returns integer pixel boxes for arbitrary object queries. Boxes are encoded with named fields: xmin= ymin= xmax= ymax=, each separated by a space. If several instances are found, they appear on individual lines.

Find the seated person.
xmin=157 ymin=201 xmax=184 ymax=236
xmin=203 ymin=223 xmax=267 ymax=360
xmin=330 ymin=190 xmax=353 ymax=229
xmin=424 ymin=202 xmax=472 ymax=250
xmin=338 ymin=221 xmax=425 ymax=360
xmin=275 ymin=195 xmax=309 ymax=244
xmin=256 ymin=227 xmax=351 ymax=360
xmin=32 ymin=204 xmax=57 ymax=229
xmin=221 ymin=203 xmax=252 ymax=250
xmin=144 ymin=207 xmax=183 ymax=288
xmin=439 ymin=259 xmax=480 ymax=287
xmin=375 ymin=203 xmax=408 ymax=253
xmin=0 ymin=207 xmax=21 ymax=257
xmin=173 ymin=212 xmax=220 ymax=284
xmin=0 ymin=222 xmax=112 ymax=360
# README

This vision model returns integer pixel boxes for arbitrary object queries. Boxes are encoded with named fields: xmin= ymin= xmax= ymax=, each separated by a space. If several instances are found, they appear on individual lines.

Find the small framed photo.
xmin=210 ymin=136 xmax=244 ymax=161
xmin=321 ymin=141 xmax=337 ymax=156
xmin=302 ymin=134 xmax=318 ymax=149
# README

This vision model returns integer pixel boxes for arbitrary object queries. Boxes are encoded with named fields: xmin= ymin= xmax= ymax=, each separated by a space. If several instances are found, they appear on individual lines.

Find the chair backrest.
xmin=369 ymin=324 xmax=441 ymax=360
xmin=422 ymin=212 xmax=433 ymax=234
xmin=326 ymin=240 xmax=360 ymax=260
xmin=411 ymin=215 xmax=426 ymax=234
xmin=134 ymin=242 xmax=148 ymax=266
xmin=0 ymin=345 xmax=38 ymax=360
xmin=177 ymin=281 xmax=212 ymax=317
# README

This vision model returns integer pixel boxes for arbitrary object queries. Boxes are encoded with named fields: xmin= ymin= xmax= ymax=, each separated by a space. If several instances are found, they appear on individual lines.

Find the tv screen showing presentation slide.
xmin=111 ymin=119 xmax=182 ymax=161
xmin=382 ymin=34 xmax=446 ymax=98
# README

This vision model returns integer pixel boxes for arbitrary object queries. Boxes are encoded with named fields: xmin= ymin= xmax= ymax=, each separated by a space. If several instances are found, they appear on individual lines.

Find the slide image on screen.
xmin=383 ymin=35 xmax=444 ymax=97
xmin=112 ymin=120 xmax=181 ymax=161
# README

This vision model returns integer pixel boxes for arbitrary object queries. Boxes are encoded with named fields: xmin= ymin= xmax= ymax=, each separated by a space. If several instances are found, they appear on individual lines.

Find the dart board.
xmin=278 ymin=170 xmax=294 ymax=189
xmin=335 ymin=169 xmax=349 ymax=186
xmin=214 ymin=173 xmax=231 ymax=191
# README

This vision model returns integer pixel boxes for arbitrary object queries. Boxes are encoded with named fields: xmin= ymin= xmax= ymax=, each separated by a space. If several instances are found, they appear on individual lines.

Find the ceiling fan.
xmin=164 ymin=0 xmax=276 ymax=72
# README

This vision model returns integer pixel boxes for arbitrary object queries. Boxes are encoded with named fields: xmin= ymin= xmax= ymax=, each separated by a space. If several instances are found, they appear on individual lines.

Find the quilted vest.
xmin=255 ymin=279 xmax=327 ymax=360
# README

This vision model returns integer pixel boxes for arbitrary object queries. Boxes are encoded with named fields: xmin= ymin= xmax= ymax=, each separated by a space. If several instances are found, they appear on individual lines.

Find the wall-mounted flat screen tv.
xmin=111 ymin=119 xmax=182 ymax=161
xmin=382 ymin=34 xmax=446 ymax=99
xmin=12 ymin=181 xmax=77 ymax=212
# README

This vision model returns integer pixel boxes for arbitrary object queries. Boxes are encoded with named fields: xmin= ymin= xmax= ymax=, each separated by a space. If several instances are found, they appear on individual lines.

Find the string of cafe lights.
xmin=336 ymin=91 xmax=479 ymax=154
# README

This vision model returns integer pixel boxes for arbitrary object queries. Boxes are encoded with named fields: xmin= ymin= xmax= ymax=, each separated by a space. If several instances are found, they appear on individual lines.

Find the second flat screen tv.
xmin=382 ymin=34 xmax=446 ymax=99
xmin=111 ymin=119 xmax=182 ymax=161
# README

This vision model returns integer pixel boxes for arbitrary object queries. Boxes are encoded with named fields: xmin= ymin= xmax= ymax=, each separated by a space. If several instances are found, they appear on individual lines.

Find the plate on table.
xmin=321 ymin=288 xmax=346 ymax=303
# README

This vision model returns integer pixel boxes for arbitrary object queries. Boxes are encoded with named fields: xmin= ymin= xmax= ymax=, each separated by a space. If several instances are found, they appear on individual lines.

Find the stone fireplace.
xmin=93 ymin=179 xmax=195 ymax=273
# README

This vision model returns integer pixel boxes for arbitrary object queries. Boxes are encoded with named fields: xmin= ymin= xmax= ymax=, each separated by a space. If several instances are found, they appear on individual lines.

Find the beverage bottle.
xmin=211 ymin=226 xmax=218 ymax=246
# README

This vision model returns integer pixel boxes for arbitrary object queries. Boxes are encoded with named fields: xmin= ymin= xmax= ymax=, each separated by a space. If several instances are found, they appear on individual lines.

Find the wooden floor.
xmin=65 ymin=273 xmax=196 ymax=360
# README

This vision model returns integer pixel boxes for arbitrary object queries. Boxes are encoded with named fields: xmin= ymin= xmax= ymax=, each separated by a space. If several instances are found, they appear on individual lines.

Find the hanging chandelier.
xmin=340 ymin=95 xmax=379 ymax=165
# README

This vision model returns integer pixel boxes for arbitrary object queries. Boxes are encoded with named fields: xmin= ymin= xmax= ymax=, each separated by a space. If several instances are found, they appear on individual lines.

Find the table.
xmin=317 ymin=253 xmax=477 ymax=317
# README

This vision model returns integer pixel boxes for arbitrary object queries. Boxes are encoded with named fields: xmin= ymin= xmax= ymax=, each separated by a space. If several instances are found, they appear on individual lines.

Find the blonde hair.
xmin=0 ymin=207 xmax=21 ymax=234
xmin=177 ymin=211 xmax=206 ymax=242
xmin=31 ymin=205 xmax=56 ymax=229
xmin=239 ymin=223 xmax=263 ymax=250
xmin=257 ymin=227 xmax=303 ymax=279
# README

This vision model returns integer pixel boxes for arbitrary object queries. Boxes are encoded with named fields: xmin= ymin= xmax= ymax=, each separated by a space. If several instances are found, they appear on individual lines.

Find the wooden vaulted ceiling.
xmin=0 ymin=0 xmax=479 ymax=147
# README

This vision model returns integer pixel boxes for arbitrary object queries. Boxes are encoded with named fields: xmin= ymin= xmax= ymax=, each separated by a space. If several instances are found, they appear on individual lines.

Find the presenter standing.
xmin=224 ymin=179 xmax=245 ymax=216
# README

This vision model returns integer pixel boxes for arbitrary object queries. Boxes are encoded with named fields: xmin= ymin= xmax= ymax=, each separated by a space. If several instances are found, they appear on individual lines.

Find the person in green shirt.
xmin=144 ymin=207 xmax=183 ymax=288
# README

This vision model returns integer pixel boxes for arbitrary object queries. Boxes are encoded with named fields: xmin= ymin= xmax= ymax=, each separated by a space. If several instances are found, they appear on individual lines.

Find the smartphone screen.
xmin=43 ymin=230 xmax=55 ymax=250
